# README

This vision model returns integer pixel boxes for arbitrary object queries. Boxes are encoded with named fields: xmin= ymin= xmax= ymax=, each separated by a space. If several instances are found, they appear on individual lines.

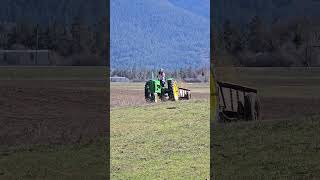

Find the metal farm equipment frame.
xmin=217 ymin=81 xmax=261 ymax=122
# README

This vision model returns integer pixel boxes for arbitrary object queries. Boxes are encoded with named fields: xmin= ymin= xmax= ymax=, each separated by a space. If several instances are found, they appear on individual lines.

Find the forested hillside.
xmin=0 ymin=0 xmax=107 ymax=66
xmin=0 ymin=0 xmax=210 ymax=68
xmin=0 ymin=0 xmax=106 ymax=26
xmin=214 ymin=0 xmax=320 ymax=67
xmin=110 ymin=0 xmax=210 ymax=70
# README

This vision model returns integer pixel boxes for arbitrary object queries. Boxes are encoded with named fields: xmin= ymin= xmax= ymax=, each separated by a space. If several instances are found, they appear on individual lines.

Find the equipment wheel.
xmin=244 ymin=93 xmax=261 ymax=121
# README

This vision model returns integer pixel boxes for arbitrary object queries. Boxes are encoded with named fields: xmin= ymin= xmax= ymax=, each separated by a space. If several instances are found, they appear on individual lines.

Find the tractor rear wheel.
xmin=168 ymin=80 xmax=179 ymax=101
xmin=244 ymin=93 xmax=261 ymax=121
xmin=145 ymin=83 xmax=159 ymax=103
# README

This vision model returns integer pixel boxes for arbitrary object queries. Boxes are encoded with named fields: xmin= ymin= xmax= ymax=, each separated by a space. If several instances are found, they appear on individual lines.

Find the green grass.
xmin=0 ymin=140 xmax=107 ymax=180
xmin=212 ymin=115 xmax=320 ymax=179
xmin=0 ymin=66 xmax=107 ymax=80
xmin=111 ymin=100 xmax=210 ymax=179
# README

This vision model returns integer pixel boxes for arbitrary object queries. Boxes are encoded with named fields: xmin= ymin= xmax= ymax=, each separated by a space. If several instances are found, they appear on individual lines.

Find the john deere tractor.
xmin=144 ymin=78 xmax=191 ymax=103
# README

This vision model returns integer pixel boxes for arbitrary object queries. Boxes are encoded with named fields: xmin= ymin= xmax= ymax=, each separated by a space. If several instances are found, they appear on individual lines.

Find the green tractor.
xmin=144 ymin=78 xmax=191 ymax=103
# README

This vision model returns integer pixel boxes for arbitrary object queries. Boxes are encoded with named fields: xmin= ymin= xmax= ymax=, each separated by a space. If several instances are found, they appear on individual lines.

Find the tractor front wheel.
xmin=145 ymin=83 xmax=152 ymax=102
xmin=151 ymin=93 xmax=159 ymax=103
xmin=145 ymin=83 xmax=159 ymax=103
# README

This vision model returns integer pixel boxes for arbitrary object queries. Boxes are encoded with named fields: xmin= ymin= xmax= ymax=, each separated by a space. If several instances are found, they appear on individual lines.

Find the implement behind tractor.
xmin=217 ymin=81 xmax=261 ymax=122
xmin=144 ymin=78 xmax=191 ymax=103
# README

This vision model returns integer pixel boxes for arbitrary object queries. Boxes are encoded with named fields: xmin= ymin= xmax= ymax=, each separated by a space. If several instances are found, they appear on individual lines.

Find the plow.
xmin=144 ymin=78 xmax=191 ymax=103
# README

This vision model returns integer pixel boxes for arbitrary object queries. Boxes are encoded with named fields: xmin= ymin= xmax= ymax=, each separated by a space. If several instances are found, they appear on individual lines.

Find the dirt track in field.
xmin=110 ymin=83 xmax=210 ymax=108
xmin=250 ymin=83 xmax=320 ymax=120
xmin=260 ymin=97 xmax=320 ymax=120
xmin=0 ymin=80 xmax=108 ymax=147
xmin=0 ymin=81 xmax=207 ymax=147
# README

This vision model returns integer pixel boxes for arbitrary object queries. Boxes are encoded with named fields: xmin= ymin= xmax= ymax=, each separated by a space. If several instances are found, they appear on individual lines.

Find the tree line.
xmin=111 ymin=67 xmax=210 ymax=82
xmin=0 ymin=16 xmax=107 ymax=66
xmin=216 ymin=16 xmax=320 ymax=67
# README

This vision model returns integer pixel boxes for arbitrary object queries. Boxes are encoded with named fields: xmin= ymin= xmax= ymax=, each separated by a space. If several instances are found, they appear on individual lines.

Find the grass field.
xmin=213 ymin=67 xmax=320 ymax=179
xmin=110 ymin=81 xmax=210 ymax=179
xmin=0 ymin=139 xmax=107 ymax=180
xmin=213 ymin=116 xmax=320 ymax=179
xmin=111 ymin=100 xmax=210 ymax=179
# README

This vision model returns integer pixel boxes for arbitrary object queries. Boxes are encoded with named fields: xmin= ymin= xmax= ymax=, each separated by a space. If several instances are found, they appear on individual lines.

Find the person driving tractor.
xmin=158 ymin=68 xmax=166 ymax=87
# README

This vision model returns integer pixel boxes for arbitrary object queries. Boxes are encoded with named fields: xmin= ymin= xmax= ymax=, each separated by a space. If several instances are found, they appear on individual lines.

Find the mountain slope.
xmin=110 ymin=0 xmax=210 ymax=70
xmin=168 ymin=0 xmax=210 ymax=18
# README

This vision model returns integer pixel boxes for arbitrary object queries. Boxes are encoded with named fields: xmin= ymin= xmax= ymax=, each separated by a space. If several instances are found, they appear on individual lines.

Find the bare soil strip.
xmin=0 ymin=80 xmax=108 ymax=146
